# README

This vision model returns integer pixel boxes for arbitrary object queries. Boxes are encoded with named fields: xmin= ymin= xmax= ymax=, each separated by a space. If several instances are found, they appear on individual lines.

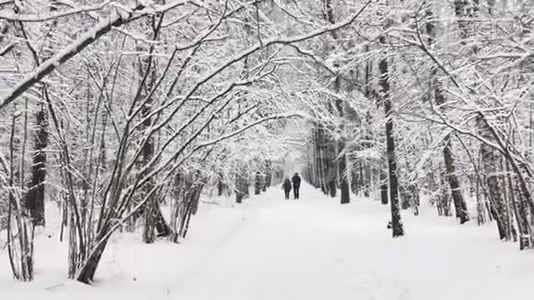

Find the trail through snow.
xmin=1 ymin=183 xmax=534 ymax=300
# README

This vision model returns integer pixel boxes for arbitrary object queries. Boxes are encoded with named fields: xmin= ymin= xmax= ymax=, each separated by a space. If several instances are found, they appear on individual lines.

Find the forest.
xmin=0 ymin=0 xmax=533 ymax=295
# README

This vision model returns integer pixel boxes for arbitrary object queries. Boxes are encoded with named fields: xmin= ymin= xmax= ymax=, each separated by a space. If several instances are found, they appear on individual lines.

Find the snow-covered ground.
xmin=1 ymin=184 xmax=533 ymax=300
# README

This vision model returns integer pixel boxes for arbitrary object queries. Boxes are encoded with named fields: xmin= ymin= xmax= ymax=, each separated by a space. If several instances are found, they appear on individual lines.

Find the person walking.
xmin=282 ymin=178 xmax=292 ymax=199
xmin=291 ymin=172 xmax=301 ymax=199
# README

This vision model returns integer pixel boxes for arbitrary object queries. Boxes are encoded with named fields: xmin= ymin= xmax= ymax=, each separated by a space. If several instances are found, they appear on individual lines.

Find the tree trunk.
xmin=254 ymin=172 xmax=261 ymax=195
xmin=265 ymin=160 xmax=272 ymax=188
xmin=235 ymin=168 xmax=247 ymax=203
xmin=26 ymin=107 xmax=48 ymax=226
xmin=443 ymin=136 xmax=469 ymax=223
xmin=335 ymin=93 xmax=350 ymax=204
xmin=316 ymin=124 xmax=329 ymax=194
xmin=379 ymin=52 xmax=404 ymax=237
xmin=339 ymin=146 xmax=350 ymax=204
xmin=217 ymin=174 xmax=224 ymax=196
xmin=76 ymin=237 xmax=108 ymax=284
xmin=380 ymin=169 xmax=388 ymax=205
xmin=478 ymin=117 xmax=511 ymax=240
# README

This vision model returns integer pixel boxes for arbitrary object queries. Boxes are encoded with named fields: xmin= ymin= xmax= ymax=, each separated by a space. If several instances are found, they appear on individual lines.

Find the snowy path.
xmin=2 ymin=184 xmax=534 ymax=300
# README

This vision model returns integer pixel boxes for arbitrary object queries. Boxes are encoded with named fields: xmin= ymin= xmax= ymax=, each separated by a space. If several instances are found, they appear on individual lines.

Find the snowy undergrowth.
xmin=1 ymin=184 xmax=533 ymax=300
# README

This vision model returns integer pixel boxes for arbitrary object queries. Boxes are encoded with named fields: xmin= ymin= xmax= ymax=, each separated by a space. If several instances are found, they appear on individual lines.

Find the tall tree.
xmin=379 ymin=3 xmax=404 ymax=236
xmin=324 ymin=0 xmax=350 ymax=204
xmin=426 ymin=1 xmax=469 ymax=223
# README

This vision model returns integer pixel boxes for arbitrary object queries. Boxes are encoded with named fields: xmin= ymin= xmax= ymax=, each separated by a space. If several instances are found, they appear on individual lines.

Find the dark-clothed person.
xmin=291 ymin=173 xmax=301 ymax=199
xmin=282 ymin=178 xmax=292 ymax=199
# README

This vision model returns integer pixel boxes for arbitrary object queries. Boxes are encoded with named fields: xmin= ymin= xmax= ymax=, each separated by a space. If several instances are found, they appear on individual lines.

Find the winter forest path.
xmin=2 ymin=184 xmax=534 ymax=300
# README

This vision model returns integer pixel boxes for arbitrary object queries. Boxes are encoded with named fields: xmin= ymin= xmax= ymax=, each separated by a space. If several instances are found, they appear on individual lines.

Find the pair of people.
xmin=282 ymin=172 xmax=301 ymax=199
